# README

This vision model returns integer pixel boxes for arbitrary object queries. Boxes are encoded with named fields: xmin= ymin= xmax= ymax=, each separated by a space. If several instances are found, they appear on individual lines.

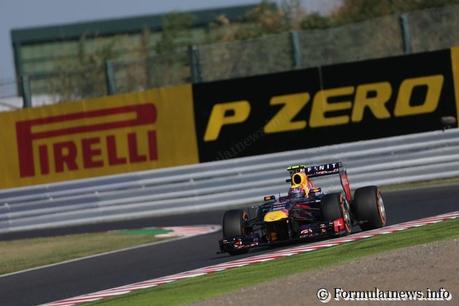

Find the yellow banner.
xmin=0 ymin=85 xmax=198 ymax=188
xmin=450 ymin=46 xmax=459 ymax=127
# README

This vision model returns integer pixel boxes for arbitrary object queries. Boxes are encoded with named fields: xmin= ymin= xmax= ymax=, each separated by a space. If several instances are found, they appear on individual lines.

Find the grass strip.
xmin=0 ymin=229 xmax=171 ymax=275
xmin=91 ymin=217 xmax=459 ymax=306
xmin=380 ymin=177 xmax=459 ymax=192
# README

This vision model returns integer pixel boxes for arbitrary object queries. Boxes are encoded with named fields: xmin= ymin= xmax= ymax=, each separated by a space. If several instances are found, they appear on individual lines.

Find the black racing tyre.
xmin=321 ymin=193 xmax=352 ymax=235
xmin=352 ymin=186 xmax=387 ymax=231
xmin=222 ymin=209 xmax=248 ymax=239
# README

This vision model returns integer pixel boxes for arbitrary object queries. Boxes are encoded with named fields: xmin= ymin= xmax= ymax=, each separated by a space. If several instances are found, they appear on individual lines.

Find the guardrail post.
xmin=290 ymin=31 xmax=302 ymax=69
xmin=105 ymin=60 xmax=117 ymax=95
xmin=20 ymin=75 xmax=32 ymax=108
xmin=188 ymin=45 xmax=202 ymax=83
xmin=399 ymin=14 xmax=412 ymax=54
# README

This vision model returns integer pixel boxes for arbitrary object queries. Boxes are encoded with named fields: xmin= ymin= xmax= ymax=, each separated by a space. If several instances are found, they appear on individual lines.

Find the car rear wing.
xmin=287 ymin=162 xmax=352 ymax=202
xmin=287 ymin=162 xmax=341 ymax=177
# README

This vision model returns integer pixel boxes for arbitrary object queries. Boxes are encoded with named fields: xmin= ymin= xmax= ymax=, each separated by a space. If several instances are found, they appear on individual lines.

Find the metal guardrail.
xmin=0 ymin=129 xmax=458 ymax=234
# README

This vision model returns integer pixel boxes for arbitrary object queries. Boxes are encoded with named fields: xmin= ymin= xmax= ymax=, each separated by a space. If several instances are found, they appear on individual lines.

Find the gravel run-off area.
xmin=193 ymin=238 xmax=459 ymax=306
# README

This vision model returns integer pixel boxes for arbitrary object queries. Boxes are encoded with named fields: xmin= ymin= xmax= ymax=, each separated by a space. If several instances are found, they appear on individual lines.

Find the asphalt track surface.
xmin=0 ymin=184 xmax=458 ymax=306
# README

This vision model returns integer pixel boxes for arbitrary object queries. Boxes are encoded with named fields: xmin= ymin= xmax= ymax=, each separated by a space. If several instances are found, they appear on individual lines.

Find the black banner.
xmin=193 ymin=49 xmax=457 ymax=162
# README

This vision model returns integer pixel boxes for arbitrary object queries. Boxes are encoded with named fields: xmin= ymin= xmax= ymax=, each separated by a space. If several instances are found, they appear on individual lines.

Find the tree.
xmin=301 ymin=13 xmax=332 ymax=29
xmin=281 ymin=0 xmax=307 ymax=30
xmin=155 ymin=12 xmax=194 ymax=54
xmin=247 ymin=0 xmax=287 ymax=35
xmin=48 ymin=34 xmax=119 ymax=101
xmin=332 ymin=0 xmax=459 ymax=24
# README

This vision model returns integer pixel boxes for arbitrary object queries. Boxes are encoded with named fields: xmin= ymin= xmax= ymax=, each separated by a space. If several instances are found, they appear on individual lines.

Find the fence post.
xmin=399 ymin=14 xmax=412 ymax=54
xmin=188 ymin=45 xmax=202 ymax=83
xmin=20 ymin=75 xmax=32 ymax=108
xmin=290 ymin=31 xmax=302 ymax=69
xmin=13 ymin=42 xmax=25 ymax=97
xmin=105 ymin=60 xmax=117 ymax=95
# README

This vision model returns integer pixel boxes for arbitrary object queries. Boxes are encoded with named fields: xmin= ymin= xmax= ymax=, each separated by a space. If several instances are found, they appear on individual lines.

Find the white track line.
xmin=45 ymin=211 xmax=459 ymax=306
xmin=0 ymin=225 xmax=220 ymax=279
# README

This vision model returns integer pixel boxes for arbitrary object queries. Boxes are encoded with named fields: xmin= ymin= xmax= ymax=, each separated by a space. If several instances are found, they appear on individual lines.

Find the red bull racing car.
xmin=219 ymin=162 xmax=387 ymax=255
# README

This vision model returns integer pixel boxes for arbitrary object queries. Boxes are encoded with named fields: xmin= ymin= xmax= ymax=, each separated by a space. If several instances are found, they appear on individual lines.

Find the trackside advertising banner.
xmin=193 ymin=48 xmax=459 ymax=162
xmin=1 ymin=48 xmax=459 ymax=189
xmin=0 ymin=85 xmax=198 ymax=188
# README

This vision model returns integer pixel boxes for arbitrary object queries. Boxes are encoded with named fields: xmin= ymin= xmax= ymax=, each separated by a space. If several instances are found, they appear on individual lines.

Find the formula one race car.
xmin=219 ymin=162 xmax=386 ymax=255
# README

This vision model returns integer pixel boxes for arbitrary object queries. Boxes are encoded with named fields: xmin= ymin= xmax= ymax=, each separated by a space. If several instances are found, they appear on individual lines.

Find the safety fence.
xmin=0 ymin=128 xmax=458 ymax=234
xmin=8 ymin=4 xmax=459 ymax=106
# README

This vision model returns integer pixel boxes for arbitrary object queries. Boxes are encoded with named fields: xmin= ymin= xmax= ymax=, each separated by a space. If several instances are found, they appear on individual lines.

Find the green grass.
xmin=90 ymin=218 xmax=459 ymax=306
xmin=380 ymin=176 xmax=459 ymax=192
xmin=0 ymin=228 xmax=170 ymax=275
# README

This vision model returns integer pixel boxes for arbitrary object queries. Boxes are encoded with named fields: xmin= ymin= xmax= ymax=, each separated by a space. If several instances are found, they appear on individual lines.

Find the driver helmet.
xmin=288 ymin=185 xmax=306 ymax=198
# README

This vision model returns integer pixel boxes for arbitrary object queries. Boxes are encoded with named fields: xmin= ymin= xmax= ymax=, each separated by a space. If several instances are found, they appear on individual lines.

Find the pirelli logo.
xmin=16 ymin=104 xmax=158 ymax=178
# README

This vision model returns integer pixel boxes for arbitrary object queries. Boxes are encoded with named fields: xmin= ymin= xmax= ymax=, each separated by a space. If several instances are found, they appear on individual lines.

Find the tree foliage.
xmin=301 ymin=13 xmax=332 ymax=29
xmin=39 ymin=0 xmax=459 ymax=100
xmin=156 ymin=12 xmax=194 ymax=54
xmin=332 ymin=0 xmax=459 ymax=24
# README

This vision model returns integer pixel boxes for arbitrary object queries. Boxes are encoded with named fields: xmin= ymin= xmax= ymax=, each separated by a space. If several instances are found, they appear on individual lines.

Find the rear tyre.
xmin=353 ymin=186 xmax=387 ymax=231
xmin=321 ymin=193 xmax=352 ymax=235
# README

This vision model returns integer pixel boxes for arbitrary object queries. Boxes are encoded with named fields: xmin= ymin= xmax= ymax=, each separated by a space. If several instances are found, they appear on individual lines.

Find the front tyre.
xmin=353 ymin=186 xmax=387 ymax=231
xmin=222 ymin=209 xmax=249 ymax=255
xmin=222 ymin=209 xmax=248 ymax=238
